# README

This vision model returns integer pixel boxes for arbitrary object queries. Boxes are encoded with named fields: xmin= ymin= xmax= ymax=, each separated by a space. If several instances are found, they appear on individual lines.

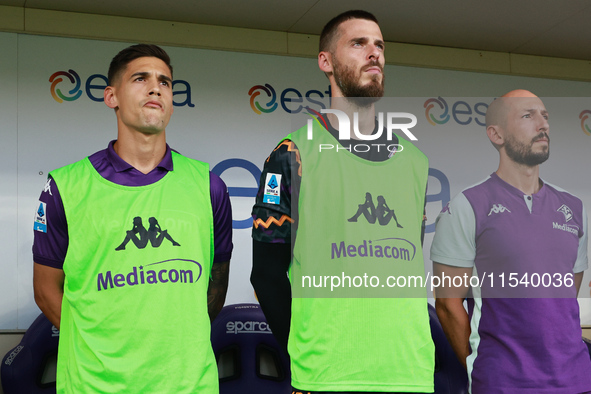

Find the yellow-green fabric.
xmin=288 ymin=123 xmax=434 ymax=392
xmin=51 ymin=152 xmax=217 ymax=393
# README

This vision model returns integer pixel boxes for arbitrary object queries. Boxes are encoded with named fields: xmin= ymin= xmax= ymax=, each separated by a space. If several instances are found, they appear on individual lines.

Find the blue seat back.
xmin=211 ymin=304 xmax=290 ymax=394
xmin=1 ymin=313 xmax=59 ymax=394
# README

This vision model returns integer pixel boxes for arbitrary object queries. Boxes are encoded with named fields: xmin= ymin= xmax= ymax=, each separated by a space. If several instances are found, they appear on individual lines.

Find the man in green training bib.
xmin=251 ymin=10 xmax=434 ymax=394
xmin=32 ymin=44 xmax=233 ymax=393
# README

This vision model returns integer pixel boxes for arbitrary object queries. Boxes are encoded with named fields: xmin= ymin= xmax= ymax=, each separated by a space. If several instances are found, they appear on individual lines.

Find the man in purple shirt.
xmin=431 ymin=90 xmax=590 ymax=393
xmin=33 ymin=141 xmax=233 ymax=321
xmin=32 ymin=44 xmax=232 ymax=391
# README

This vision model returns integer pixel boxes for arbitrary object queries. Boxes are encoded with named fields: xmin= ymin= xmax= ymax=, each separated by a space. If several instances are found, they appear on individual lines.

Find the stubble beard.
xmin=332 ymin=56 xmax=384 ymax=108
xmin=138 ymin=107 xmax=169 ymax=135
xmin=504 ymin=131 xmax=550 ymax=167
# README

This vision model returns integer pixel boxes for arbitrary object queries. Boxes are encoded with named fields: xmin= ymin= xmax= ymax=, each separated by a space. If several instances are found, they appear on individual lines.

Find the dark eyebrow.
xmin=349 ymin=37 xmax=384 ymax=48
xmin=130 ymin=72 xmax=149 ymax=80
xmin=130 ymin=72 xmax=173 ymax=84
xmin=159 ymin=74 xmax=173 ymax=84
xmin=350 ymin=36 xmax=368 ymax=44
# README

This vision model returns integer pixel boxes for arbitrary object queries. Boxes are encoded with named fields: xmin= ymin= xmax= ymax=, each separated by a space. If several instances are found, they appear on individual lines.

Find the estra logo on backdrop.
xmin=579 ymin=110 xmax=591 ymax=136
xmin=49 ymin=69 xmax=195 ymax=107
xmin=423 ymin=96 xmax=488 ymax=127
xmin=248 ymin=83 xmax=330 ymax=114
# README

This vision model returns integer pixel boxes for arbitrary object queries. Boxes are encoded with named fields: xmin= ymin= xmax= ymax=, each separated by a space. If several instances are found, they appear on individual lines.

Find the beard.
xmin=332 ymin=57 xmax=384 ymax=108
xmin=504 ymin=131 xmax=550 ymax=167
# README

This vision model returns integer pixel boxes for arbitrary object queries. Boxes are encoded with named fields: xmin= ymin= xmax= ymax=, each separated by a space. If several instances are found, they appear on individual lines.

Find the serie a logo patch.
xmin=263 ymin=173 xmax=281 ymax=205
xmin=34 ymin=202 xmax=47 ymax=233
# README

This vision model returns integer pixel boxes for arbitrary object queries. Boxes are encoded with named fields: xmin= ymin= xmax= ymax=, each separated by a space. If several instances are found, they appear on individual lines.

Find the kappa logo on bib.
xmin=347 ymin=192 xmax=403 ymax=228
xmin=115 ymin=216 xmax=180 ymax=251
xmin=331 ymin=193 xmax=419 ymax=263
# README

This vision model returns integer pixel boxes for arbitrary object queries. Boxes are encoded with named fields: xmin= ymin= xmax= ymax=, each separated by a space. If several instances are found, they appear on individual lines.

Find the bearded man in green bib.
xmin=33 ymin=44 xmax=233 ymax=393
xmin=251 ymin=10 xmax=434 ymax=394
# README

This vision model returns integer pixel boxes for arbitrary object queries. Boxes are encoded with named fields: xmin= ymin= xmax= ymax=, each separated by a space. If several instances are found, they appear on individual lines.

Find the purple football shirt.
xmin=432 ymin=173 xmax=590 ymax=393
xmin=33 ymin=140 xmax=232 ymax=268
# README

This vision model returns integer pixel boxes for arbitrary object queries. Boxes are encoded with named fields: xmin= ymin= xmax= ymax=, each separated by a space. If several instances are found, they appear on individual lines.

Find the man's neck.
xmin=114 ymin=128 xmax=167 ymax=174
xmin=495 ymin=158 xmax=542 ymax=195
xmin=327 ymin=96 xmax=376 ymax=140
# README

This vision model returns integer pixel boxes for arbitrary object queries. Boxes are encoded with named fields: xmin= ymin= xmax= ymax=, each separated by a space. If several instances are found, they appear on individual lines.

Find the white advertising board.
xmin=2 ymin=32 xmax=590 ymax=329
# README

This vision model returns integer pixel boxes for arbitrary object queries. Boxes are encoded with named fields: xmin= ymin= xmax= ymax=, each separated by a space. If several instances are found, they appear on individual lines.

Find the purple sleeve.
xmin=210 ymin=171 xmax=233 ymax=263
xmin=32 ymin=177 xmax=68 ymax=269
xmin=32 ymin=172 xmax=232 ymax=267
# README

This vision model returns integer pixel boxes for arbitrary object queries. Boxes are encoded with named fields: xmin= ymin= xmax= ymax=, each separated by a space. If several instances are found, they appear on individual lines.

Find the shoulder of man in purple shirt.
xmin=33 ymin=140 xmax=233 ymax=269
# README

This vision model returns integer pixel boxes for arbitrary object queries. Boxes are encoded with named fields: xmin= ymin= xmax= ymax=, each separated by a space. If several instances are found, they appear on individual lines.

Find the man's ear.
xmin=318 ymin=51 xmax=333 ymax=74
xmin=487 ymin=125 xmax=503 ymax=147
xmin=104 ymin=86 xmax=118 ymax=109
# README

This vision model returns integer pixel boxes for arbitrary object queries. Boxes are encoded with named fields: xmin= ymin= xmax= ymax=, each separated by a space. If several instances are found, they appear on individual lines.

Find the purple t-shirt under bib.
xmin=33 ymin=141 xmax=232 ymax=268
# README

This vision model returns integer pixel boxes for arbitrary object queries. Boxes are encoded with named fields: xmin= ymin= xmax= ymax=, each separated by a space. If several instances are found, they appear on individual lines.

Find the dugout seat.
xmin=211 ymin=303 xmax=290 ymax=394
xmin=429 ymin=303 xmax=469 ymax=394
xmin=1 ymin=313 xmax=59 ymax=394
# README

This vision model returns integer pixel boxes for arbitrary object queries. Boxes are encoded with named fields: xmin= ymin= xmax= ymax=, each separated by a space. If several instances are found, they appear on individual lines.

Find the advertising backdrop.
xmin=2 ymin=32 xmax=590 ymax=329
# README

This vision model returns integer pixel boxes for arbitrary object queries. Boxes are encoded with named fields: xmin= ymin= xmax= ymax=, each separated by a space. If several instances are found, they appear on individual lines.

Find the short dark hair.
xmin=108 ymin=44 xmax=173 ymax=85
xmin=319 ymin=10 xmax=379 ymax=53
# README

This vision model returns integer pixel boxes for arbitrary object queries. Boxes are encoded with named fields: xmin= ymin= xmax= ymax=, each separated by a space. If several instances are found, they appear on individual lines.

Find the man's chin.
xmin=361 ymin=80 xmax=384 ymax=98
xmin=138 ymin=124 xmax=166 ymax=136
xmin=346 ymin=96 xmax=382 ymax=108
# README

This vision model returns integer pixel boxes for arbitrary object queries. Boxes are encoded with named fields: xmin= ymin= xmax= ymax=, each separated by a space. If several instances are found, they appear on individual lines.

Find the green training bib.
xmin=51 ymin=152 xmax=217 ymax=394
xmin=288 ymin=122 xmax=434 ymax=392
